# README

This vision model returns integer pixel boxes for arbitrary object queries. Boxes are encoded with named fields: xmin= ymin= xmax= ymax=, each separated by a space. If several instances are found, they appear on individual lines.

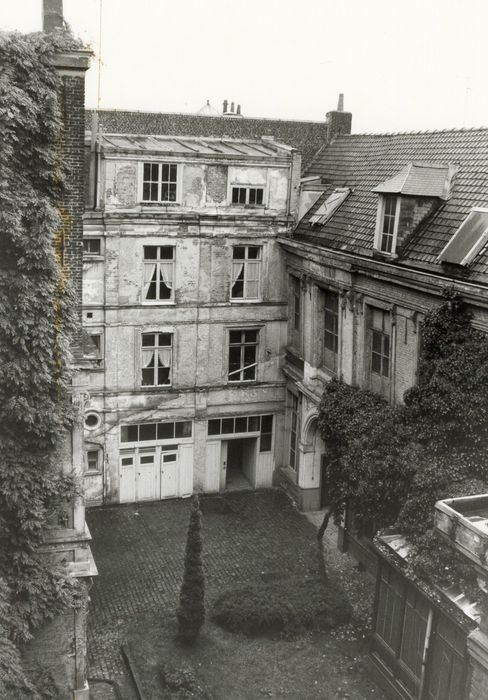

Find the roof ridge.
xmin=335 ymin=125 xmax=488 ymax=138
xmin=85 ymin=107 xmax=326 ymax=126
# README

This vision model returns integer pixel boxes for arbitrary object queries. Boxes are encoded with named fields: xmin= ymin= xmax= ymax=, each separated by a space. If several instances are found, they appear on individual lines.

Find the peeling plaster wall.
xmin=100 ymin=158 xmax=290 ymax=214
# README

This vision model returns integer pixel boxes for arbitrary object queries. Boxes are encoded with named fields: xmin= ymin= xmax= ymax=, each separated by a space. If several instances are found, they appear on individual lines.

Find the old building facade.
xmin=82 ymin=132 xmax=301 ymax=504
xmin=279 ymin=128 xmax=488 ymax=516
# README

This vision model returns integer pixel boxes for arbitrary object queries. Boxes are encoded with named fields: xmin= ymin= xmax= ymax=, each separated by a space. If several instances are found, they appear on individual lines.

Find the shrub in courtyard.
xmin=176 ymin=496 xmax=205 ymax=643
xmin=212 ymin=578 xmax=351 ymax=637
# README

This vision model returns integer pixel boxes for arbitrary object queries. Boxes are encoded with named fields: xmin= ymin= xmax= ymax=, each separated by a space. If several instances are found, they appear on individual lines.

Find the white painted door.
xmin=220 ymin=440 xmax=228 ymax=490
xmin=137 ymin=452 xmax=158 ymax=501
xmin=120 ymin=453 xmax=136 ymax=503
xmin=178 ymin=444 xmax=194 ymax=497
xmin=160 ymin=450 xmax=178 ymax=499
xmin=205 ymin=440 xmax=221 ymax=492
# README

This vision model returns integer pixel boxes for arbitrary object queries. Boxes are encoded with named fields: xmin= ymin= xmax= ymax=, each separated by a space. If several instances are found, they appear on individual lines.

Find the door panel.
xmin=120 ymin=453 xmax=135 ymax=503
xmin=137 ymin=452 xmax=158 ymax=501
xmin=220 ymin=441 xmax=228 ymax=490
xmin=161 ymin=451 xmax=178 ymax=499
xmin=206 ymin=440 xmax=221 ymax=492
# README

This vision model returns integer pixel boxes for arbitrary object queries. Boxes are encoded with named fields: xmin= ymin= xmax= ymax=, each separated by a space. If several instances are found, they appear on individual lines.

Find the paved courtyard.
xmin=86 ymin=490 xmax=382 ymax=699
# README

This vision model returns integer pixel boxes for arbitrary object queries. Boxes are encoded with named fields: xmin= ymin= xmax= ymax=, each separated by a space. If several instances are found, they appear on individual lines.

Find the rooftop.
xmin=295 ymin=127 xmax=488 ymax=282
xmin=94 ymin=133 xmax=294 ymax=160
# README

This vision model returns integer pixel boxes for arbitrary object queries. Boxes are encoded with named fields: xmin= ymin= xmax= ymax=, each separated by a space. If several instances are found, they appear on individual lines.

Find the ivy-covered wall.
xmin=0 ymin=28 xmax=89 ymax=697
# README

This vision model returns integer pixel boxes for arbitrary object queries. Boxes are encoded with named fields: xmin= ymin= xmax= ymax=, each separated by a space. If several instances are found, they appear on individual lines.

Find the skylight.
xmin=309 ymin=188 xmax=350 ymax=226
xmin=437 ymin=208 xmax=488 ymax=266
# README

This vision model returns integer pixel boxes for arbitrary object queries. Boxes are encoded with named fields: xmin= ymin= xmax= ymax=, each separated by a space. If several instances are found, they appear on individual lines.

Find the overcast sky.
xmin=2 ymin=0 xmax=488 ymax=133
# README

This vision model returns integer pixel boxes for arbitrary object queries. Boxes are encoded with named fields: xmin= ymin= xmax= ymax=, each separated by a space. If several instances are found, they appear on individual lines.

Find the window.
xmin=120 ymin=420 xmax=192 ymax=443
xmin=231 ymin=186 xmax=264 ymax=206
xmin=83 ymin=238 xmax=101 ymax=256
xmin=376 ymin=195 xmax=400 ymax=254
xmin=141 ymin=332 xmax=172 ymax=386
xmin=85 ymin=412 xmax=101 ymax=429
xmin=438 ymin=207 xmax=488 ymax=266
xmin=309 ymin=188 xmax=350 ymax=225
xmin=231 ymin=246 xmax=261 ymax=300
xmin=142 ymin=162 xmax=178 ymax=202
xmin=207 ymin=414 xmax=273 ymax=449
xmin=292 ymin=276 xmax=301 ymax=332
xmin=228 ymin=329 xmax=258 ymax=382
xmin=289 ymin=393 xmax=299 ymax=470
xmin=143 ymin=246 xmax=175 ymax=302
xmin=86 ymin=450 xmax=100 ymax=473
xmin=82 ymin=331 xmax=103 ymax=365
xmin=368 ymin=307 xmax=391 ymax=399
xmin=259 ymin=415 xmax=273 ymax=452
xmin=323 ymin=290 xmax=339 ymax=372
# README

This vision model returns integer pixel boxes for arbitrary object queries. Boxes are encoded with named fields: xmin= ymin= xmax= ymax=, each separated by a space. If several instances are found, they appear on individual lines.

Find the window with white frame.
xmin=289 ymin=392 xmax=299 ymax=470
xmin=231 ymin=246 xmax=261 ymax=300
xmin=141 ymin=332 xmax=173 ymax=386
xmin=143 ymin=246 xmax=175 ymax=302
xmin=86 ymin=449 xmax=101 ymax=473
xmin=375 ymin=195 xmax=400 ymax=254
xmin=231 ymin=186 xmax=264 ymax=206
xmin=142 ymin=163 xmax=178 ymax=202
xmin=228 ymin=329 xmax=259 ymax=382
xmin=83 ymin=238 xmax=101 ymax=256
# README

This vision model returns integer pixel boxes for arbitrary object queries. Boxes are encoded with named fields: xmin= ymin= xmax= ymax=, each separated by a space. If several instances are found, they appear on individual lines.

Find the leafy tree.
xmin=177 ymin=496 xmax=205 ymax=643
xmin=317 ymin=291 xmax=488 ymax=589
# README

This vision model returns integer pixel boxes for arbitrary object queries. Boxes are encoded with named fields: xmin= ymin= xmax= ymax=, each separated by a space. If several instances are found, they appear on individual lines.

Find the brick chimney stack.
xmin=43 ymin=0 xmax=64 ymax=32
xmin=326 ymin=93 xmax=352 ymax=143
xmin=223 ymin=99 xmax=228 ymax=114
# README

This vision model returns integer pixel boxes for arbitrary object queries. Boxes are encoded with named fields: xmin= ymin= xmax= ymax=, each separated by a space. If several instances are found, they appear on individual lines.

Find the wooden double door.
xmin=119 ymin=446 xmax=178 ymax=503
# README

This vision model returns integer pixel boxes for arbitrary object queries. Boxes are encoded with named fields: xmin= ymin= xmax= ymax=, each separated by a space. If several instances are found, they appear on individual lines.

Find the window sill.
xmin=141 ymin=385 xmax=173 ymax=390
xmin=140 ymin=201 xmax=180 ymax=207
xmin=84 ymin=470 xmax=102 ymax=477
xmin=316 ymin=366 xmax=337 ymax=382
xmin=229 ymin=298 xmax=262 ymax=304
xmin=227 ymin=380 xmax=257 ymax=385
xmin=83 ymin=255 xmax=104 ymax=262
xmin=141 ymin=301 xmax=176 ymax=306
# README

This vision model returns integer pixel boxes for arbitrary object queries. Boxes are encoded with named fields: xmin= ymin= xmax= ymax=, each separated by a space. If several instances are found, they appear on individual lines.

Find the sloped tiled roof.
xmin=295 ymin=128 xmax=488 ymax=281
xmin=86 ymin=109 xmax=327 ymax=170
xmin=373 ymin=162 xmax=453 ymax=199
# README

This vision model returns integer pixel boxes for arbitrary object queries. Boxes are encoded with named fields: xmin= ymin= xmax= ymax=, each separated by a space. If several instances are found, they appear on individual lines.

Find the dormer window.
xmin=437 ymin=208 xmax=488 ymax=266
xmin=375 ymin=195 xmax=400 ymax=254
xmin=309 ymin=187 xmax=350 ymax=226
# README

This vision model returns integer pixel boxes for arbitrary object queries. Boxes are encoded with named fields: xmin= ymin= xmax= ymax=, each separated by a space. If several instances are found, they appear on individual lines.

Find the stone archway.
xmin=298 ymin=415 xmax=326 ymax=505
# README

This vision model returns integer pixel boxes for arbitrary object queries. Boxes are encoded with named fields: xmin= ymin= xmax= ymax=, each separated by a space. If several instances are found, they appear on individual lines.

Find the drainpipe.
xmin=418 ymin=608 xmax=434 ymax=699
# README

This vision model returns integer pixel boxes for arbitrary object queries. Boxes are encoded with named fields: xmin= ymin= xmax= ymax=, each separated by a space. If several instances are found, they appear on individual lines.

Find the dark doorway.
xmin=225 ymin=437 xmax=256 ymax=490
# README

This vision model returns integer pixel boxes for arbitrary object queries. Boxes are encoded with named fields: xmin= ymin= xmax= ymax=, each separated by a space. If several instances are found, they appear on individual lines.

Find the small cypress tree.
xmin=176 ymin=495 xmax=205 ymax=643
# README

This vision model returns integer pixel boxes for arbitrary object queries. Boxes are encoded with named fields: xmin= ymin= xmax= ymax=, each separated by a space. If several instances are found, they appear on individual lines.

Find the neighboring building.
xmin=279 ymin=127 xmax=488 ymax=516
xmin=82 ymin=131 xmax=301 ymax=505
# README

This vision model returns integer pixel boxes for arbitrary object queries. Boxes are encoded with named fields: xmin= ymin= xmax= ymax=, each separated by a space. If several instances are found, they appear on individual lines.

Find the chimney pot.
xmin=337 ymin=93 xmax=344 ymax=111
xmin=43 ymin=0 xmax=64 ymax=32
xmin=223 ymin=99 xmax=228 ymax=113
xmin=237 ymin=104 xmax=241 ymax=115
xmin=231 ymin=101 xmax=235 ymax=113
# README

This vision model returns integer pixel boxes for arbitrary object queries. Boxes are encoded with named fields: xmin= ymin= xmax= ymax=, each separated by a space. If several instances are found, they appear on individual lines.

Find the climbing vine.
xmin=317 ymin=290 xmax=488 ymax=591
xmin=0 ymin=28 xmax=83 ymax=696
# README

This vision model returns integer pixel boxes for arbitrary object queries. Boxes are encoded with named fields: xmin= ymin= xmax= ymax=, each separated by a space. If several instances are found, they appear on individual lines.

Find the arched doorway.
xmin=301 ymin=416 xmax=329 ymax=508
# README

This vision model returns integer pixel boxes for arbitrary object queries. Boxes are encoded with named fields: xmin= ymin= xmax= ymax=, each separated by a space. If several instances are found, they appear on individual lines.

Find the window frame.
xmin=85 ymin=448 xmax=102 ymax=474
xmin=230 ymin=185 xmax=265 ymax=207
xmin=288 ymin=392 xmax=300 ymax=471
xmin=141 ymin=331 xmax=173 ymax=388
xmin=139 ymin=161 xmax=180 ymax=204
xmin=230 ymin=245 xmax=262 ymax=302
xmin=83 ymin=237 xmax=103 ymax=258
xmin=322 ymin=288 xmax=340 ymax=373
xmin=142 ymin=245 xmax=176 ymax=304
xmin=366 ymin=306 xmax=392 ymax=399
xmin=374 ymin=194 xmax=401 ymax=255
xmin=227 ymin=327 xmax=259 ymax=383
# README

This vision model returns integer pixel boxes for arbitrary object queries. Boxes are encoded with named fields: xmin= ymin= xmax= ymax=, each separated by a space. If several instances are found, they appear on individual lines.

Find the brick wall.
xmin=57 ymin=70 xmax=88 ymax=351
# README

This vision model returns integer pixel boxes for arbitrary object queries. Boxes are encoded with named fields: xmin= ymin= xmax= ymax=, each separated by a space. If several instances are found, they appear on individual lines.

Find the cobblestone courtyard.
xmin=86 ymin=490 xmax=383 ymax=699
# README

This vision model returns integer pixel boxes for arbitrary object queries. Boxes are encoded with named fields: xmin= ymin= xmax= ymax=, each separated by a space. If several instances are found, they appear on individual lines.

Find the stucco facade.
xmin=82 ymin=134 xmax=301 ymax=504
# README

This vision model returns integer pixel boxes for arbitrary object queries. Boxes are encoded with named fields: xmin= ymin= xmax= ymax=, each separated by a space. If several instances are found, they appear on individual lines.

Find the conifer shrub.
xmin=212 ymin=578 xmax=351 ymax=637
xmin=176 ymin=496 xmax=205 ymax=643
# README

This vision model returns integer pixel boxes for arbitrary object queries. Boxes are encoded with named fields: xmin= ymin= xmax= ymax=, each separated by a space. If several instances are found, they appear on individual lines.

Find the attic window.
xmin=309 ymin=188 xmax=350 ymax=226
xmin=375 ymin=195 xmax=400 ymax=254
xmin=437 ymin=208 xmax=488 ymax=266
